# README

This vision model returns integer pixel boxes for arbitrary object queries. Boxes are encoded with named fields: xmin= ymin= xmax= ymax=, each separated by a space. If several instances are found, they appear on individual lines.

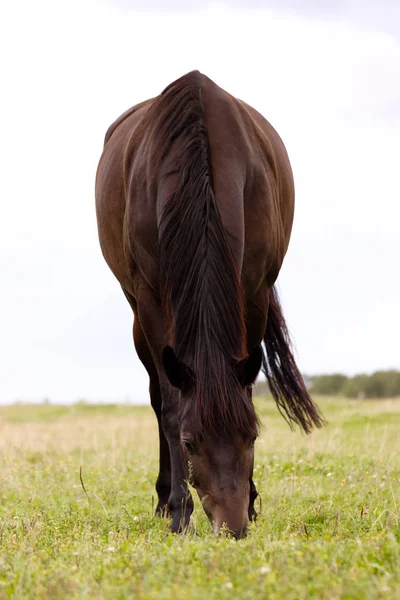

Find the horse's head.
xmin=163 ymin=345 xmax=262 ymax=538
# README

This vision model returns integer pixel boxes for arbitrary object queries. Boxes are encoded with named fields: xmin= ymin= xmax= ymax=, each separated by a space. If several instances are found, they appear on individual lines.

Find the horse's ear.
xmin=236 ymin=346 xmax=262 ymax=388
xmin=162 ymin=346 xmax=190 ymax=390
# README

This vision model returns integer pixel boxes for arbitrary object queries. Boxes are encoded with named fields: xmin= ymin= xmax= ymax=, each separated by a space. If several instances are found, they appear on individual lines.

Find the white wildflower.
xmin=260 ymin=565 xmax=271 ymax=574
xmin=224 ymin=582 xmax=233 ymax=589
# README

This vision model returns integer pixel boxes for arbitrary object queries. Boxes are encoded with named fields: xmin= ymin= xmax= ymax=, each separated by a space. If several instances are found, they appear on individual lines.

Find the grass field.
xmin=0 ymin=396 xmax=399 ymax=599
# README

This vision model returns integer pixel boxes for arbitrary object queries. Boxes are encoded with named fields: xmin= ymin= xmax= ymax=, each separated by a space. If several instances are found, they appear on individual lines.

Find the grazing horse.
xmin=95 ymin=71 xmax=323 ymax=538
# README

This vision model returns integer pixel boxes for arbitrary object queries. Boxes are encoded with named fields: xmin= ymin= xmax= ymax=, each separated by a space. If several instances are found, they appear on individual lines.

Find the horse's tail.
xmin=261 ymin=286 xmax=324 ymax=433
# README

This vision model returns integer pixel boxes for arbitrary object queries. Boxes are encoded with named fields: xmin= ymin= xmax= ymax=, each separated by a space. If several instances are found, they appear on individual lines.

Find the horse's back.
xmin=95 ymin=72 xmax=294 ymax=296
xmin=103 ymin=98 xmax=155 ymax=146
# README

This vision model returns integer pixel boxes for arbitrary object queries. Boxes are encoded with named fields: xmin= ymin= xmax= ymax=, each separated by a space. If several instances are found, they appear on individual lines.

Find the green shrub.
xmin=310 ymin=374 xmax=348 ymax=395
xmin=342 ymin=374 xmax=370 ymax=399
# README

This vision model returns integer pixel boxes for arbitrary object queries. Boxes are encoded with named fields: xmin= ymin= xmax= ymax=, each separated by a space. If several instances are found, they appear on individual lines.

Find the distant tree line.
xmin=309 ymin=371 xmax=400 ymax=399
xmin=256 ymin=370 xmax=400 ymax=399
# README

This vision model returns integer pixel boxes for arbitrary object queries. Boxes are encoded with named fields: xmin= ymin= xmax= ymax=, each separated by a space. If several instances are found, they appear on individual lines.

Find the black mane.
xmin=148 ymin=71 xmax=258 ymax=441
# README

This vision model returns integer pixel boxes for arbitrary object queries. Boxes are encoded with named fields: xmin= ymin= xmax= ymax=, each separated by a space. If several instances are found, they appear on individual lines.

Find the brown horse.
xmin=95 ymin=71 xmax=323 ymax=538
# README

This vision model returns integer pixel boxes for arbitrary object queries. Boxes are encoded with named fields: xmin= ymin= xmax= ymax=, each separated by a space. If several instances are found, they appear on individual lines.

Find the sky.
xmin=1 ymin=0 xmax=399 ymax=403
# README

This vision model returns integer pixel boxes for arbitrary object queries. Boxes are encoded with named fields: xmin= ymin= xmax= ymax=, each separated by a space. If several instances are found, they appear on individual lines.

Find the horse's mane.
xmin=147 ymin=70 xmax=258 ymax=441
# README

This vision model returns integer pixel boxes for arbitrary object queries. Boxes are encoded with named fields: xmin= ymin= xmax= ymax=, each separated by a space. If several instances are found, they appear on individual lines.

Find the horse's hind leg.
xmin=129 ymin=299 xmax=172 ymax=515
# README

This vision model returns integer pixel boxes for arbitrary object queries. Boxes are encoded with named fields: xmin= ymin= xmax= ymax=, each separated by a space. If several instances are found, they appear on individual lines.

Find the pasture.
xmin=0 ymin=396 xmax=399 ymax=599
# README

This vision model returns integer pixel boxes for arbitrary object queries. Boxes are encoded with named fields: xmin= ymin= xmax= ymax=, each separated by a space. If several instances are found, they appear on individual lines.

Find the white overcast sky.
xmin=1 ymin=0 xmax=399 ymax=403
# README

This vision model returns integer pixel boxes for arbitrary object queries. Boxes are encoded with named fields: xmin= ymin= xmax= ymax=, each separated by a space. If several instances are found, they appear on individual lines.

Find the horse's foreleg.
xmin=249 ymin=476 xmax=258 ymax=521
xmin=130 ymin=303 xmax=172 ymax=515
xmin=135 ymin=286 xmax=193 ymax=532
xmin=244 ymin=287 xmax=269 ymax=524
xmin=160 ymin=383 xmax=194 ymax=532
xmin=150 ymin=379 xmax=171 ymax=515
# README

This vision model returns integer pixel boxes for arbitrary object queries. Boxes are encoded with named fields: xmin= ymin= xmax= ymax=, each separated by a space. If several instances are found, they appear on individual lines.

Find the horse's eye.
xmin=183 ymin=440 xmax=196 ymax=455
xmin=249 ymin=438 xmax=256 ymax=449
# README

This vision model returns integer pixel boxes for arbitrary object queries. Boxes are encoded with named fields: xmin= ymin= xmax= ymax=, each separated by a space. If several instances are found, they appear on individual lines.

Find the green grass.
xmin=0 ymin=396 xmax=399 ymax=599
